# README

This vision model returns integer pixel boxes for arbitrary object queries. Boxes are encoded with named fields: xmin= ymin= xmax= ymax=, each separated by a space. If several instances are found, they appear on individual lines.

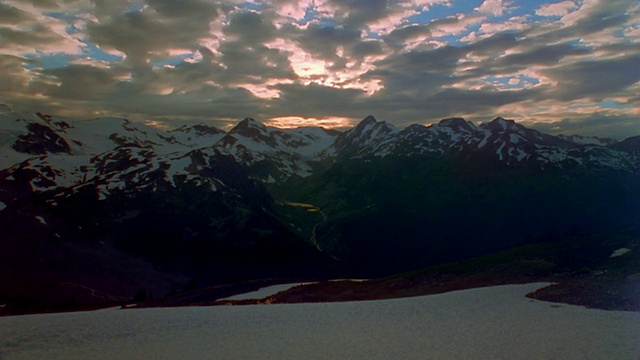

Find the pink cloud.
xmin=474 ymin=0 xmax=509 ymax=17
xmin=535 ymin=1 xmax=578 ymax=17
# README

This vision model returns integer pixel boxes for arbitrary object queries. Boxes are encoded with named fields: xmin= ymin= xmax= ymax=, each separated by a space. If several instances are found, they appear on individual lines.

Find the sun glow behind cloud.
xmin=265 ymin=115 xmax=354 ymax=129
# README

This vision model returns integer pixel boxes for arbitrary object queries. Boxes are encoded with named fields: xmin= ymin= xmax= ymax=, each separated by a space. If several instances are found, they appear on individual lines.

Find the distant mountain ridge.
xmin=1 ymin=110 xmax=639 ymax=313
xmin=2 ymin=111 xmax=638 ymax=181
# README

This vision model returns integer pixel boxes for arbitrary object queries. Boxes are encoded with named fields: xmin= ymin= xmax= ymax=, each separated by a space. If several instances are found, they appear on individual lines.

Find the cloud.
xmin=474 ymin=0 xmax=509 ymax=16
xmin=86 ymin=0 xmax=218 ymax=63
xmin=294 ymin=22 xmax=362 ymax=61
xmin=0 ymin=0 xmax=638 ymax=139
xmin=269 ymin=82 xmax=368 ymax=118
xmin=540 ymin=54 xmax=640 ymax=101
xmin=530 ymin=113 xmax=640 ymax=139
xmin=0 ymin=2 xmax=32 ymax=24
xmin=0 ymin=55 xmax=33 ymax=93
xmin=535 ymin=1 xmax=578 ymax=17
xmin=224 ymin=9 xmax=277 ymax=45
xmin=0 ymin=1 xmax=85 ymax=56
xmin=38 ymin=64 xmax=122 ymax=99
xmin=497 ymin=42 xmax=592 ymax=68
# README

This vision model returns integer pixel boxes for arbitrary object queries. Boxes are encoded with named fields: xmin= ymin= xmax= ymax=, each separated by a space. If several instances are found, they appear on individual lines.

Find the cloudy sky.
xmin=1 ymin=0 xmax=638 ymax=137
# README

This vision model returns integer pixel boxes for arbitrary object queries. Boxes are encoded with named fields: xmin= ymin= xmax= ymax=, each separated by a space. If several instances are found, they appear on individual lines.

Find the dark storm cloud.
xmin=86 ymin=0 xmax=218 ymax=61
xmin=0 ymin=3 xmax=32 ymax=24
xmin=216 ymin=41 xmax=296 ymax=84
xmin=0 ymin=55 xmax=32 ymax=93
xmin=270 ymin=83 xmax=367 ymax=118
xmin=385 ymin=23 xmax=430 ymax=46
xmin=295 ymin=22 xmax=362 ymax=61
xmin=214 ymin=10 xmax=297 ymax=83
xmin=523 ymin=0 xmax=634 ymax=45
xmin=349 ymin=40 xmax=386 ymax=58
xmin=374 ymin=45 xmax=466 ymax=74
xmin=0 ymin=27 xmax=52 ymax=48
xmin=1 ymin=0 xmax=638 ymax=137
xmin=16 ymin=0 xmax=62 ymax=9
xmin=530 ymin=113 xmax=640 ymax=140
xmin=103 ymin=84 xmax=263 ymax=120
xmin=0 ymin=16 xmax=75 ymax=52
xmin=146 ymin=0 xmax=217 ymax=19
xmin=498 ymin=43 xmax=592 ymax=67
xmin=541 ymin=54 xmax=640 ymax=101
xmin=466 ymin=31 xmax=520 ymax=56
xmin=359 ymin=84 xmax=541 ymax=126
xmin=38 ymin=64 xmax=121 ymax=99
xmin=326 ymin=0 xmax=399 ymax=28
xmin=224 ymin=10 xmax=277 ymax=44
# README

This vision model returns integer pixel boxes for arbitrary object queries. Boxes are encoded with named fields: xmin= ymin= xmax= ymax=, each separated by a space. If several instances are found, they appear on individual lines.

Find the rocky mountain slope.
xmin=1 ymin=108 xmax=638 ymax=313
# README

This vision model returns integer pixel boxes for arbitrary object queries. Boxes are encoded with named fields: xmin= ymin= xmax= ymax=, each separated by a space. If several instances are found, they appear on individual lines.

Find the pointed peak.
xmin=438 ymin=117 xmax=476 ymax=132
xmin=229 ymin=117 xmax=267 ymax=134
xmin=191 ymin=123 xmax=226 ymax=135
xmin=356 ymin=115 xmax=378 ymax=128
xmin=354 ymin=115 xmax=398 ymax=132
xmin=491 ymin=116 xmax=513 ymax=124
xmin=239 ymin=117 xmax=262 ymax=126
xmin=484 ymin=116 xmax=519 ymax=131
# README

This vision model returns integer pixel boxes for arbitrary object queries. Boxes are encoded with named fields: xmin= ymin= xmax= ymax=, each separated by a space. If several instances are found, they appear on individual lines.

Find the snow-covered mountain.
xmin=1 ymin=109 xmax=640 ymax=314
xmin=328 ymin=116 xmax=638 ymax=172
xmin=1 ymin=112 xmax=639 ymax=213
xmin=558 ymin=134 xmax=617 ymax=146
xmin=326 ymin=115 xmax=399 ymax=158
xmin=215 ymin=118 xmax=339 ymax=182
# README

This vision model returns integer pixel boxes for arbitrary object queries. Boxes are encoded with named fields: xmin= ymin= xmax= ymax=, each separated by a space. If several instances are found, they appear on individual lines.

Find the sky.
xmin=0 ymin=0 xmax=639 ymax=138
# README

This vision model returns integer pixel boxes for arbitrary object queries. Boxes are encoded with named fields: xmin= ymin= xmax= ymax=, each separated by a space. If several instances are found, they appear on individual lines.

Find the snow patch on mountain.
xmin=215 ymin=118 xmax=339 ymax=181
xmin=1 ymin=112 xmax=639 ymax=203
xmin=559 ymin=134 xmax=616 ymax=147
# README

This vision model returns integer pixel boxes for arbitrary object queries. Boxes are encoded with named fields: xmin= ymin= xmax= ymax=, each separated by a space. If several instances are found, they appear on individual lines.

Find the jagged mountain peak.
xmin=483 ymin=117 xmax=520 ymax=131
xmin=170 ymin=123 xmax=226 ymax=136
xmin=611 ymin=135 xmax=640 ymax=155
xmin=404 ymin=123 xmax=429 ymax=133
xmin=352 ymin=115 xmax=398 ymax=134
xmin=558 ymin=134 xmax=617 ymax=146
xmin=230 ymin=117 xmax=267 ymax=134
xmin=436 ymin=117 xmax=477 ymax=133
xmin=327 ymin=116 xmax=399 ymax=158
xmin=360 ymin=115 xmax=378 ymax=126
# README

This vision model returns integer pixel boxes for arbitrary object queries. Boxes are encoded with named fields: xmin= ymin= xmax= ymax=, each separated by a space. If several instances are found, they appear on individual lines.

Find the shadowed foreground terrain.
xmin=138 ymin=228 xmax=640 ymax=312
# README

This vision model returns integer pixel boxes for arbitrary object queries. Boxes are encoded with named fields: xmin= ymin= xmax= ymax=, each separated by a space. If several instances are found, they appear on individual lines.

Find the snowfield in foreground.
xmin=1 ymin=283 xmax=639 ymax=359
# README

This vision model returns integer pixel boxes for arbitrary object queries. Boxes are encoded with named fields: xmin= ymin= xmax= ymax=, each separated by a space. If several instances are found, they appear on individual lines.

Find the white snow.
xmin=265 ymin=174 xmax=276 ymax=183
xmin=477 ymin=132 xmax=490 ymax=148
xmin=1 ymin=283 xmax=639 ymax=359
xmin=0 ymin=201 xmax=6 ymax=211
xmin=509 ymin=133 xmax=522 ymax=144
xmin=559 ymin=135 xmax=615 ymax=146
xmin=496 ymin=142 xmax=505 ymax=160
xmin=609 ymin=248 xmax=632 ymax=258
xmin=221 ymin=282 xmax=315 ymax=301
xmin=279 ymin=127 xmax=338 ymax=157
xmin=34 ymin=216 xmax=46 ymax=225
xmin=513 ymin=148 xmax=528 ymax=161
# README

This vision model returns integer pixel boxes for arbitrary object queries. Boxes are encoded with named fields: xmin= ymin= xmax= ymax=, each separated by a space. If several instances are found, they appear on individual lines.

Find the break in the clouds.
xmin=0 ymin=0 xmax=638 ymax=137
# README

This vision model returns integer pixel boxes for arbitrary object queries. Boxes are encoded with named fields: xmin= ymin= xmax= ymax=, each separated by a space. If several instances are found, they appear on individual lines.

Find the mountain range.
xmin=1 ymin=106 xmax=639 ymax=313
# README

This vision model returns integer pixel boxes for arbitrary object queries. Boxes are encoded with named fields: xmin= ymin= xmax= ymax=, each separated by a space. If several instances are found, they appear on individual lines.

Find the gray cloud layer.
xmin=0 ymin=0 xmax=638 ymax=137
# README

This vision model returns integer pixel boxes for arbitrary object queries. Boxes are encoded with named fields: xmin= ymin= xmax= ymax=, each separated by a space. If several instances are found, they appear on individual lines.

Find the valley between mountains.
xmin=1 ymin=106 xmax=639 ymax=314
